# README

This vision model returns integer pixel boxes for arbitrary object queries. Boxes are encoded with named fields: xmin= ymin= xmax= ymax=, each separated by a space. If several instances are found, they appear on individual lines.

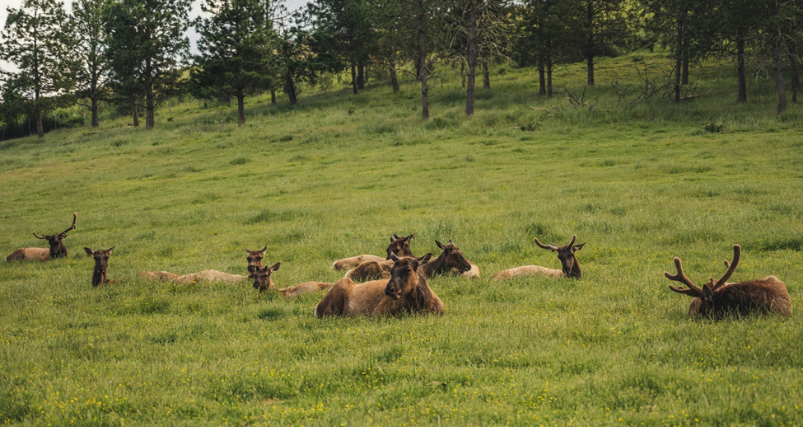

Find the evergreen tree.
xmin=71 ymin=0 xmax=109 ymax=127
xmin=192 ymin=0 xmax=280 ymax=126
xmin=0 ymin=0 xmax=73 ymax=138
xmin=103 ymin=0 xmax=191 ymax=128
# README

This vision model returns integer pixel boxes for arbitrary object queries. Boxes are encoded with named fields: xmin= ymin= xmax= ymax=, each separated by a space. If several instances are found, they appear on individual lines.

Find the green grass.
xmin=1 ymin=53 xmax=803 ymax=425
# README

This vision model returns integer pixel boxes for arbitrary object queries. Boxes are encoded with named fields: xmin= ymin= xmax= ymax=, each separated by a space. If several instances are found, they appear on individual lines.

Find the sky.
xmin=0 ymin=0 xmax=308 ymax=72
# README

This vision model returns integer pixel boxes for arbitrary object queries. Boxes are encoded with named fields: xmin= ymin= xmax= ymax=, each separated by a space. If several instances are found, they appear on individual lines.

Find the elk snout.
xmin=384 ymin=281 xmax=402 ymax=299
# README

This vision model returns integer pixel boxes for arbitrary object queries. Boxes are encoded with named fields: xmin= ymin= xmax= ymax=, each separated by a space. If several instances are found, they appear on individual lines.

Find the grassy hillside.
xmin=1 ymin=53 xmax=802 ymax=426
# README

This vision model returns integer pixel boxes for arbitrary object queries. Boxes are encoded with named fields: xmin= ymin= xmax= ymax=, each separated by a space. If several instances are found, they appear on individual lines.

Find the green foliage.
xmin=0 ymin=54 xmax=802 ymax=425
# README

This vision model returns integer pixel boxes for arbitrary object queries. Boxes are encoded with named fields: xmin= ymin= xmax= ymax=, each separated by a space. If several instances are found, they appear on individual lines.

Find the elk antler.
xmin=32 ymin=232 xmax=46 ymax=239
xmin=664 ymin=257 xmax=704 ymax=297
xmin=712 ymin=245 xmax=740 ymax=291
xmin=533 ymin=238 xmax=558 ymax=251
xmin=60 ymin=212 xmax=78 ymax=235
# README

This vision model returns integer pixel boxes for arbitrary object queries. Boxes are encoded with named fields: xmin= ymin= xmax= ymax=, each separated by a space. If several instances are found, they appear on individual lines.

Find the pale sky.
xmin=0 ymin=0 xmax=308 ymax=72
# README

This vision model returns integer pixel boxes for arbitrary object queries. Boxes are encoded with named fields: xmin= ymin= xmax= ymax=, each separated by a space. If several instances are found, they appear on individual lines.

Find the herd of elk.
xmin=490 ymin=234 xmax=585 ymax=280
xmin=665 ymin=244 xmax=791 ymax=318
xmin=6 ymin=215 xmax=792 ymax=320
xmin=6 ymin=213 xmax=77 ymax=261
xmin=316 ymin=253 xmax=443 ymax=317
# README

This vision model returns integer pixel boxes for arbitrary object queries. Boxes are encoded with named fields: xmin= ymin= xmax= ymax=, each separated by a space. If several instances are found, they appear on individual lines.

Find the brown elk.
xmin=490 ymin=234 xmax=585 ymax=280
xmin=6 ymin=212 xmax=77 ymax=261
xmin=315 ymin=253 xmax=443 ymax=318
xmin=331 ymin=233 xmax=416 ymax=270
xmin=664 ymin=244 xmax=791 ymax=318
xmin=346 ymin=239 xmax=478 ymax=281
xmin=85 ymin=246 xmax=115 ymax=287
xmin=139 ymin=246 xmax=262 ymax=284
xmin=251 ymin=263 xmax=333 ymax=299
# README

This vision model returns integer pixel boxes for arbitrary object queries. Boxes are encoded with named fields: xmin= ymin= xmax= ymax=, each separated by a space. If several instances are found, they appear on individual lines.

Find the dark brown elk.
xmin=85 ymin=246 xmax=115 ymax=287
xmin=6 ymin=212 xmax=77 ymax=261
xmin=331 ymin=233 xmax=415 ymax=270
xmin=490 ymin=234 xmax=585 ymax=280
xmin=315 ymin=253 xmax=443 ymax=318
xmin=251 ymin=263 xmax=332 ymax=299
xmin=665 ymin=244 xmax=791 ymax=318
xmin=139 ymin=246 xmax=262 ymax=284
xmin=347 ymin=239 xmax=480 ymax=281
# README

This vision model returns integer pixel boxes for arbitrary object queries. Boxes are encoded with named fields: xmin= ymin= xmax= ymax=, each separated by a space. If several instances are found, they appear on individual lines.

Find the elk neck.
xmin=92 ymin=266 xmax=107 ymax=287
xmin=420 ymin=251 xmax=447 ymax=278
xmin=565 ymin=256 xmax=582 ymax=278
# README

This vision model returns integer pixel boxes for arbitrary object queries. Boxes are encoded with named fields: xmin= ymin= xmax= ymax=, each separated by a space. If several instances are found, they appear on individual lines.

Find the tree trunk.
xmin=35 ymin=106 xmax=44 ymax=138
xmin=351 ymin=62 xmax=359 ymax=94
xmin=674 ymin=6 xmax=685 ymax=103
xmin=418 ymin=3 xmax=429 ymax=120
xmin=461 ymin=62 xmax=466 ymax=88
xmin=271 ymin=89 xmax=276 ymax=104
xmin=538 ymin=57 xmax=546 ymax=95
xmin=585 ymin=0 xmax=595 ymax=86
xmin=389 ymin=54 xmax=400 ymax=93
xmin=145 ymin=89 xmax=155 ymax=128
xmin=465 ymin=0 xmax=476 ymax=116
xmin=357 ymin=62 xmax=365 ymax=89
xmin=237 ymin=90 xmax=245 ymax=126
xmin=774 ymin=0 xmax=786 ymax=113
xmin=546 ymin=55 xmax=553 ymax=99
xmin=482 ymin=62 xmax=490 ymax=89
xmin=682 ymin=56 xmax=689 ymax=85
xmin=737 ymin=35 xmax=746 ymax=103
xmin=131 ymin=102 xmax=139 ymax=127
xmin=790 ymin=55 xmax=799 ymax=104
xmin=285 ymin=71 xmax=297 ymax=106
xmin=91 ymin=97 xmax=99 ymax=127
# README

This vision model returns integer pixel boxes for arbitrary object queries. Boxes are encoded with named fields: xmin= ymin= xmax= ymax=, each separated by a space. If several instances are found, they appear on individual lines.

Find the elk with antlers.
xmin=251 ymin=263 xmax=332 ymax=299
xmin=331 ymin=233 xmax=416 ymax=271
xmin=490 ymin=234 xmax=585 ymax=280
xmin=664 ymin=244 xmax=791 ymax=318
xmin=85 ymin=246 xmax=115 ymax=287
xmin=6 ymin=213 xmax=77 ymax=261
xmin=316 ymin=253 xmax=443 ymax=317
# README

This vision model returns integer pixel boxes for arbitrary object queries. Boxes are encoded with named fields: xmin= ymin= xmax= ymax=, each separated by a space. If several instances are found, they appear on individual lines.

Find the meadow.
xmin=1 ymin=53 xmax=802 ymax=426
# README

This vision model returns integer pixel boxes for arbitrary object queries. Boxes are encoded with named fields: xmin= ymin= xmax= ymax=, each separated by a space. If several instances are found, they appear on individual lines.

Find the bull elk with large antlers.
xmin=490 ymin=234 xmax=585 ymax=280
xmin=6 ymin=213 xmax=77 ymax=261
xmin=331 ymin=233 xmax=416 ymax=271
xmin=315 ymin=253 xmax=443 ymax=317
xmin=665 ymin=244 xmax=791 ymax=318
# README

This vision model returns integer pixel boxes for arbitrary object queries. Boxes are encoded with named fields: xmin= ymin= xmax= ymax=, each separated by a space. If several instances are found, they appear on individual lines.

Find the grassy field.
xmin=1 ymin=53 xmax=803 ymax=426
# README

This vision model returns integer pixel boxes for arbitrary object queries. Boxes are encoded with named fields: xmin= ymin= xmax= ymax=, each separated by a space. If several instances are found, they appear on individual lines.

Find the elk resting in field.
xmin=665 ymin=244 xmax=791 ymax=318
xmin=85 ymin=246 xmax=115 ymax=287
xmin=331 ymin=233 xmax=416 ymax=270
xmin=315 ymin=253 xmax=443 ymax=318
xmin=490 ymin=234 xmax=585 ymax=280
xmin=138 ymin=246 xmax=261 ymax=284
xmin=347 ymin=238 xmax=480 ymax=281
xmin=6 ymin=212 xmax=77 ymax=261
xmin=251 ymin=263 xmax=332 ymax=299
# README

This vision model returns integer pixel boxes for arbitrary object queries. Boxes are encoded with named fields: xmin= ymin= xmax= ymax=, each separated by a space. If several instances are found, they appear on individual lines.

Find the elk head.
xmin=665 ymin=244 xmax=741 ymax=317
xmin=246 ymin=246 xmax=267 ymax=274
xmin=385 ymin=252 xmax=432 ymax=300
xmin=386 ymin=233 xmax=415 ymax=260
xmin=534 ymin=234 xmax=585 ymax=278
xmin=252 ymin=262 xmax=281 ymax=292
xmin=33 ymin=212 xmax=77 ymax=258
xmin=435 ymin=240 xmax=472 ymax=273
xmin=85 ymin=246 xmax=114 ymax=287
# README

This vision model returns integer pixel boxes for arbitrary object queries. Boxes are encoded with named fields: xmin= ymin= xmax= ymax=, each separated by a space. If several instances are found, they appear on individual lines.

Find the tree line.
xmin=1 ymin=0 xmax=800 ymax=139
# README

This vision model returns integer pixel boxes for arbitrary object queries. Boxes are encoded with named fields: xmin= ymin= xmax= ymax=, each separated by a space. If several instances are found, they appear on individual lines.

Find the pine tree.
xmin=71 ymin=0 xmax=109 ymax=127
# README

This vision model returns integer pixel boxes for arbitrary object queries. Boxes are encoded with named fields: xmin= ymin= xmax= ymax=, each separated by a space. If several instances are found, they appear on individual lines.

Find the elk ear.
xmin=408 ymin=233 xmax=416 ymax=241
xmin=260 ymin=246 xmax=267 ymax=254
xmin=391 ymin=234 xmax=399 ymax=242
xmin=572 ymin=242 xmax=586 ymax=252
xmin=418 ymin=253 xmax=433 ymax=265
xmin=106 ymin=246 xmax=115 ymax=254
xmin=703 ymin=284 xmax=715 ymax=305
xmin=84 ymin=247 xmax=94 ymax=256
xmin=390 ymin=252 xmax=400 ymax=262
xmin=246 ymin=247 xmax=251 ymax=253
xmin=269 ymin=262 xmax=280 ymax=272
xmin=436 ymin=240 xmax=446 ymax=250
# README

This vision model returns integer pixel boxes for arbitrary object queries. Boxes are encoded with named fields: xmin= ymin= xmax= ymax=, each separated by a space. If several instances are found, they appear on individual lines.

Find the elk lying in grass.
xmin=315 ymin=253 xmax=443 ymax=317
xmin=331 ymin=233 xmax=415 ymax=270
xmin=251 ymin=263 xmax=332 ymax=299
xmin=665 ymin=244 xmax=791 ymax=318
xmin=139 ymin=247 xmax=263 ymax=284
xmin=490 ymin=234 xmax=585 ymax=280
xmin=6 ymin=213 xmax=77 ymax=261
xmin=85 ymin=246 xmax=115 ymax=287
xmin=346 ymin=239 xmax=479 ymax=281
